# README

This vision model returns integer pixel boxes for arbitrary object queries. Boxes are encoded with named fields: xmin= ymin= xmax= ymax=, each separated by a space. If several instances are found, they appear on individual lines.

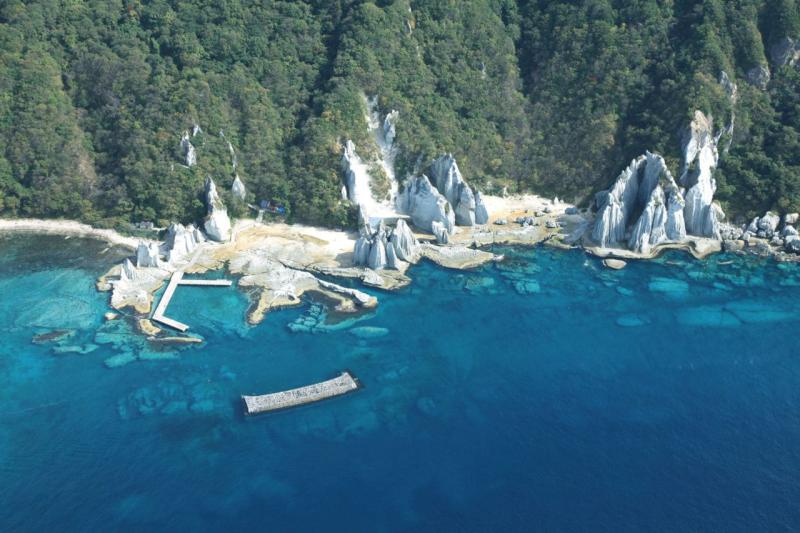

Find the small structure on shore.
xmin=242 ymin=371 xmax=360 ymax=415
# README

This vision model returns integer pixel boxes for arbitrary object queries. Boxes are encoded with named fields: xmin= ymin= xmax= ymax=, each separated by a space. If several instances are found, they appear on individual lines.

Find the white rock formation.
xmin=680 ymin=110 xmax=724 ymax=239
xmin=746 ymin=65 xmax=771 ymax=89
xmin=368 ymin=96 xmax=399 ymax=188
xmin=429 ymin=154 xmax=482 ymax=226
xmin=135 ymin=242 xmax=161 ymax=268
xmin=164 ymin=223 xmax=204 ymax=262
xmin=389 ymin=219 xmax=418 ymax=261
xmin=120 ymin=259 xmax=139 ymax=281
xmin=367 ymin=237 xmax=387 ymax=270
xmin=352 ymin=218 xmax=418 ymax=271
xmin=203 ymin=177 xmax=231 ymax=242
xmin=475 ymin=192 xmax=489 ymax=224
xmin=592 ymin=156 xmax=643 ymax=247
xmin=232 ymin=175 xmax=246 ymax=201
xmin=594 ymin=73 xmax=736 ymax=251
xmin=227 ymin=140 xmax=238 ymax=171
xmin=342 ymin=140 xmax=383 ymax=216
xmin=180 ymin=131 xmax=197 ymax=167
xmin=396 ymin=175 xmax=455 ymax=235
xmin=385 ymin=241 xmax=399 ymax=269
xmin=593 ymin=152 xmax=686 ymax=252
xmin=431 ymin=221 xmax=449 ymax=244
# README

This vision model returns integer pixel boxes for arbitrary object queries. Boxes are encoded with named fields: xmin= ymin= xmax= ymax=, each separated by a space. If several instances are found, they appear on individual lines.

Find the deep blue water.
xmin=2 ymin=234 xmax=800 ymax=531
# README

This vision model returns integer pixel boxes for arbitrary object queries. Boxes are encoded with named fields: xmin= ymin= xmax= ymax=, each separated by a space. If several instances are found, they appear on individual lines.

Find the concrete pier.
xmin=151 ymin=272 xmax=232 ymax=332
xmin=152 ymin=271 xmax=188 ymax=331
xmin=177 ymin=279 xmax=233 ymax=286
xmin=242 ymin=371 xmax=360 ymax=415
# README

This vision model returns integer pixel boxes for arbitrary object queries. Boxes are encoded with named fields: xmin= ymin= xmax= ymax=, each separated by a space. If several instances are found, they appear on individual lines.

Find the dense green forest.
xmin=0 ymin=0 xmax=798 ymax=228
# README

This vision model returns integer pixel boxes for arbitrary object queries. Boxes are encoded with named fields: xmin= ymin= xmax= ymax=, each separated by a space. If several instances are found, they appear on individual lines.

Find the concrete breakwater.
xmin=242 ymin=371 xmax=360 ymax=415
xmin=151 ymin=271 xmax=233 ymax=332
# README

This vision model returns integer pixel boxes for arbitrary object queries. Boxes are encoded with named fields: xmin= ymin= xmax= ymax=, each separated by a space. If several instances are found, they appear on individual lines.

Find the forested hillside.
xmin=0 ymin=0 xmax=798 ymax=228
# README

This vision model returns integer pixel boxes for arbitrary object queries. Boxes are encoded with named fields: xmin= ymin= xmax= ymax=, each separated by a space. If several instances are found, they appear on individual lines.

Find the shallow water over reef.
xmin=2 ymin=234 xmax=800 ymax=531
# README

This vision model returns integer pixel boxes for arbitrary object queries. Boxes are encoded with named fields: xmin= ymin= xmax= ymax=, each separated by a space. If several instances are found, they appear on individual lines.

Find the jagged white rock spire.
xmin=593 ymin=152 xmax=685 ymax=251
xmin=203 ymin=177 xmax=231 ymax=242
xmin=136 ymin=242 xmax=161 ymax=268
xmin=232 ymin=175 xmax=246 ymax=201
xmin=428 ymin=154 xmax=488 ymax=227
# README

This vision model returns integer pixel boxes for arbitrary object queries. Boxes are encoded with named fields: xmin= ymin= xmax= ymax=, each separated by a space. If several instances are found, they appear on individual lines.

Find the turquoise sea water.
xmin=2 ymin=234 xmax=800 ymax=531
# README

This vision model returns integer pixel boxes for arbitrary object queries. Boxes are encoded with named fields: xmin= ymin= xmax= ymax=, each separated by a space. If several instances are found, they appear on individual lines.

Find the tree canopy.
xmin=0 ymin=0 xmax=798 ymax=227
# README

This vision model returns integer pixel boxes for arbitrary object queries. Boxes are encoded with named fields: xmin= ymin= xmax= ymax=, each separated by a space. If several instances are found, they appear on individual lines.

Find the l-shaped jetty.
xmin=151 ymin=271 xmax=233 ymax=331
xmin=242 ymin=371 xmax=360 ymax=415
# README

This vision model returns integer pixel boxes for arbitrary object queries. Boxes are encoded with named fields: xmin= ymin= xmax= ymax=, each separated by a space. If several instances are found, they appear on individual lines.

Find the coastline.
xmin=11 ymin=194 xmax=781 ymax=336
xmin=0 ymin=218 xmax=148 ymax=251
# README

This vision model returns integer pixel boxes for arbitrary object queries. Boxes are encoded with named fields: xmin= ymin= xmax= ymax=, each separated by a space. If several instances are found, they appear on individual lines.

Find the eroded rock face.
xmin=164 ymin=223 xmax=204 ymax=262
xmin=180 ymin=131 xmax=197 ymax=167
xmin=203 ymin=177 xmax=231 ymax=242
xmin=367 ymin=237 xmax=387 ymax=270
xmin=397 ymin=175 xmax=455 ymax=235
xmin=352 ymin=219 xmax=418 ymax=271
xmin=431 ymin=221 xmax=449 ymax=244
xmin=454 ymin=182 xmax=477 ymax=226
xmin=592 ymin=157 xmax=643 ymax=247
xmin=231 ymin=175 xmax=246 ymax=201
xmin=390 ymin=219 xmax=418 ymax=261
xmin=593 ymin=152 xmax=686 ymax=252
xmin=680 ymin=110 xmax=724 ymax=239
xmin=771 ymin=37 xmax=800 ymax=67
xmin=596 ymin=72 xmax=735 ymax=252
xmin=121 ymin=259 xmax=139 ymax=281
xmin=429 ymin=154 xmax=481 ymax=226
xmin=746 ymin=65 xmax=771 ymax=89
xmin=475 ymin=192 xmax=489 ymax=224
xmin=383 ymin=110 xmax=398 ymax=148
xmin=136 ymin=242 xmax=161 ymax=268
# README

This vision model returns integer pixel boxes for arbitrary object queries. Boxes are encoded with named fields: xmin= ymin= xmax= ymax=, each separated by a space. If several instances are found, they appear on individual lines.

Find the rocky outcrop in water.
xmin=136 ymin=242 xmax=161 ymax=268
xmin=397 ymin=175 xmax=455 ymax=235
xmin=203 ymin=177 xmax=231 ymax=242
